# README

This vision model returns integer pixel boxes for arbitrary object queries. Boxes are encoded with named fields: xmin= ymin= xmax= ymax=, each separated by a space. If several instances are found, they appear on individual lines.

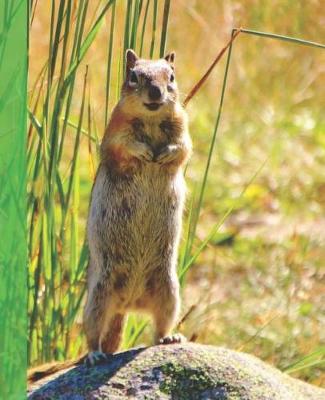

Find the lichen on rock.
xmin=28 ymin=343 xmax=325 ymax=400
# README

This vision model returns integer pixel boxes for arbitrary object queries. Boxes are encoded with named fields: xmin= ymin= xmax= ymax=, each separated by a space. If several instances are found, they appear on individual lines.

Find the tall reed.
xmin=28 ymin=0 xmax=172 ymax=365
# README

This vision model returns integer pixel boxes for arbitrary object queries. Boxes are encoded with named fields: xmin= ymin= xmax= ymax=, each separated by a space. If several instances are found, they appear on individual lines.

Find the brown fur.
xmin=28 ymin=50 xmax=191 ymax=383
xmin=85 ymin=49 xmax=191 ymax=355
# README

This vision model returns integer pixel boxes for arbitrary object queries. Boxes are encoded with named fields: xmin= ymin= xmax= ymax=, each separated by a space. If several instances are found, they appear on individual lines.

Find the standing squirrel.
xmin=28 ymin=49 xmax=191 ymax=382
xmin=84 ymin=49 xmax=192 ymax=365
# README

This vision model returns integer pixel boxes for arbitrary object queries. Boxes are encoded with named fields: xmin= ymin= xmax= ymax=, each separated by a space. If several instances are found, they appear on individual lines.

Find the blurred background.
xmin=28 ymin=0 xmax=325 ymax=385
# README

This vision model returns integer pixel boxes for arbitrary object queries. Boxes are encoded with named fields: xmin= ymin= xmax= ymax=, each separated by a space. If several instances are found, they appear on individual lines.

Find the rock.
xmin=28 ymin=343 xmax=324 ymax=399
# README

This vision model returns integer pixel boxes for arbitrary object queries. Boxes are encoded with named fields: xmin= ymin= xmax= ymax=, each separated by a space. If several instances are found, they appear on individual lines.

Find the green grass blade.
xmin=236 ymin=28 xmax=325 ymax=50
xmin=283 ymin=347 xmax=325 ymax=373
xmin=149 ymin=0 xmax=158 ymax=58
xmin=104 ymin=0 xmax=116 ymax=126
xmin=62 ymin=67 xmax=88 ymax=228
xmin=139 ymin=0 xmax=150 ymax=56
xmin=49 ymin=0 xmax=65 ymax=82
xmin=123 ymin=0 xmax=133 ymax=69
xmin=186 ymin=30 xmax=235 ymax=256
xmin=159 ymin=0 xmax=170 ymax=57
xmin=130 ymin=0 xmax=142 ymax=51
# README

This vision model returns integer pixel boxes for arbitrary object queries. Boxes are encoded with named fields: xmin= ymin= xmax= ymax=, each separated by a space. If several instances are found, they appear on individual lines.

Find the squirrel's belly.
xmin=128 ymin=167 xmax=184 ymax=252
xmin=88 ymin=165 xmax=185 ymax=274
xmin=87 ymin=165 xmax=185 ymax=310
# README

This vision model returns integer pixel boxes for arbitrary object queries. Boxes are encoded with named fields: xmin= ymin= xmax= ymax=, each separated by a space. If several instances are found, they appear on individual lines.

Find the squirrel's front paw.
xmin=139 ymin=146 xmax=154 ymax=162
xmin=156 ymin=144 xmax=179 ymax=164
xmin=132 ymin=142 xmax=153 ymax=162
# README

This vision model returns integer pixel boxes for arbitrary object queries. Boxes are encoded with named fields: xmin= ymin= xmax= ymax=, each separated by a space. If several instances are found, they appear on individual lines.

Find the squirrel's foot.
xmin=158 ymin=333 xmax=187 ymax=345
xmin=85 ymin=351 xmax=111 ymax=367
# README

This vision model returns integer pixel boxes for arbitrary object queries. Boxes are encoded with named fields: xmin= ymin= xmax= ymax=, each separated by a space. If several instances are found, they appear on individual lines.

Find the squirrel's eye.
xmin=130 ymin=71 xmax=138 ymax=84
xmin=170 ymin=74 xmax=175 ymax=82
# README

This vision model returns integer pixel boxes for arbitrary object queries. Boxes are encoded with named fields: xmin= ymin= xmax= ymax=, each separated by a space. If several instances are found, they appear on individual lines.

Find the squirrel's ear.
xmin=126 ymin=49 xmax=138 ymax=72
xmin=164 ymin=51 xmax=175 ymax=66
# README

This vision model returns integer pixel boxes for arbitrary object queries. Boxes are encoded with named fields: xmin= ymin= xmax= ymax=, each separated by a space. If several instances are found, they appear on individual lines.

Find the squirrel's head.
xmin=121 ymin=49 xmax=178 ymax=116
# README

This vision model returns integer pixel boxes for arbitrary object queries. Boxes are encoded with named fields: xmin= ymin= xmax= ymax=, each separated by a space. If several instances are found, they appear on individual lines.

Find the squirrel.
xmin=84 ymin=48 xmax=192 ymax=365
xmin=28 ymin=49 xmax=192 ymax=382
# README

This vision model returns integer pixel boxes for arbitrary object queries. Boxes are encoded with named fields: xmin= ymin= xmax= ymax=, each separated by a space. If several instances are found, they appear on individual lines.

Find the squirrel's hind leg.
xmin=83 ymin=282 xmax=108 ymax=352
xmin=83 ymin=282 xmax=124 ymax=365
xmin=151 ymin=281 xmax=186 ymax=345
xmin=100 ymin=313 xmax=125 ymax=353
xmin=84 ymin=312 xmax=125 ymax=367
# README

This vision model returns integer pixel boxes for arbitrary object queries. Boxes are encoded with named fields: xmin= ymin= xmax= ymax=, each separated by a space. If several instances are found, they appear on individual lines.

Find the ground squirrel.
xmin=28 ymin=49 xmax=191 ymax=381
xmin=84 ymin=49 xmax=192 ymax=365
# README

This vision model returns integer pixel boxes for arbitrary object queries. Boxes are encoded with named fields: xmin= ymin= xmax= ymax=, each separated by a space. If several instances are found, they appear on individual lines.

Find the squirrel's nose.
xmin=148 ymin=85 xmax=162 ymax=101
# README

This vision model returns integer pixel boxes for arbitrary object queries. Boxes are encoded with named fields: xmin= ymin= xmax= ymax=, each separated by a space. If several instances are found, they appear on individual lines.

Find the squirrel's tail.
xmin=27 ymin=354 xmax=86 ymax=384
